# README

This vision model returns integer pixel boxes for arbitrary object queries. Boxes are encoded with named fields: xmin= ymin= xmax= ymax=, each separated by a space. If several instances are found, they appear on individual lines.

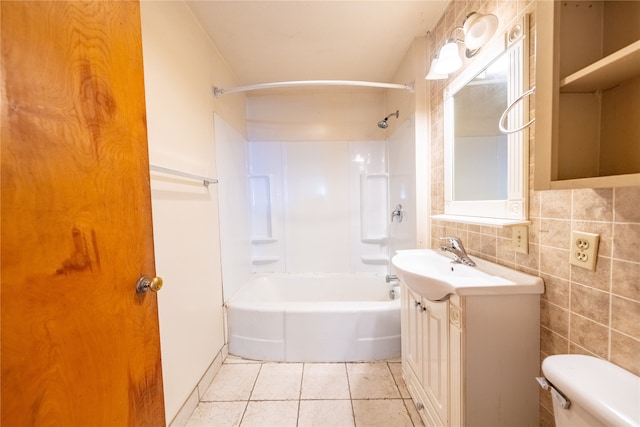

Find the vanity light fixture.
xmin=463 ymin=12 xmax=499 ymax=50
xmin=425 ymin=53 xmax=448 ymax=80
xmin=434 ymin=37 xmax=463 ymax=74
xmin=425 ymin=12 xmax=499 ymax=80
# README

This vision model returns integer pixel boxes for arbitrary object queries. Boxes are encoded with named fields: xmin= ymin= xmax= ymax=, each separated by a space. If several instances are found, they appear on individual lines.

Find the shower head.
xmin=378 ymin=110 xmax=399 ymax=129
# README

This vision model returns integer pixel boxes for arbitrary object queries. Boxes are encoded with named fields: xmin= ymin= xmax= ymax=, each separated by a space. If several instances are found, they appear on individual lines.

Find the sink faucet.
xmin=439 ymin=236 xmax=476 ymax=266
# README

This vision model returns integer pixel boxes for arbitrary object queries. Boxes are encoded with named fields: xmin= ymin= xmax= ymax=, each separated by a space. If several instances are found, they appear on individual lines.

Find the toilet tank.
xmin=541 ymin=355 xmax=640 ymax=427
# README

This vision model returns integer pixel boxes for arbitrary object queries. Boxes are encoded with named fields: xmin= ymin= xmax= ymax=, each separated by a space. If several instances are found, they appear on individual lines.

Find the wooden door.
xmin=1 ymin=2 xmax=165 ymax=426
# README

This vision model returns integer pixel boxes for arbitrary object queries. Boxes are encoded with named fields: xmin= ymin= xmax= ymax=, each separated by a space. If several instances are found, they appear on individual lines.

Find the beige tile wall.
xmin=427 ymin=1 xmax=640 ymax=425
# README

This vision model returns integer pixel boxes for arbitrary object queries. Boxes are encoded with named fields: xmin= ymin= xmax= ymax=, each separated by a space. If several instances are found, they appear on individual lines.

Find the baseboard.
xmin=168 ymin=344 xmax=228 ymax=427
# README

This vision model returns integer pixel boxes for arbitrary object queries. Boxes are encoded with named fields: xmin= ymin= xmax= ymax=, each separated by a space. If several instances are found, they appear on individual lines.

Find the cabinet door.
xmin=404 ymin=287 xmax=424 ymax=379
xmin=422 ymin=298 xmax=449 ymax=425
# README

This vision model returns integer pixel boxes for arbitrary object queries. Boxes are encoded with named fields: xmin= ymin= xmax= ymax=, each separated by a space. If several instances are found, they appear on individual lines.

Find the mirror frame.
xmin=441 ymin=16 xmax=530 ymax=225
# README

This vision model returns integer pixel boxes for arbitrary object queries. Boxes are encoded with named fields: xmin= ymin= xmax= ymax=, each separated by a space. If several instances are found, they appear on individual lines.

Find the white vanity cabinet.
xmin=401 ymin=281 xmax=541 ymax=427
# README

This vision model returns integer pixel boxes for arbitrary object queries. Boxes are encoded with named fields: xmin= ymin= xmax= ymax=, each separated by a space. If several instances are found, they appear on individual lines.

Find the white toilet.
xmin=539 ymin=354 xmax=640 ymax=427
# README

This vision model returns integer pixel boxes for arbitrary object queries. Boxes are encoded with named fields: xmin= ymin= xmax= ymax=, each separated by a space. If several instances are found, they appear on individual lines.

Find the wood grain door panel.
xmin=1 ymin=2 xmax=165 ymax=425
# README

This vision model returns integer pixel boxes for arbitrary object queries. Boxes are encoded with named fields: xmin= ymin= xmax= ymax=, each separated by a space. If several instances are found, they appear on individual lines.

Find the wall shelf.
xmin=360 ymin=173 xmax=388 ymax=243
xmin=361 ymin=236 xmax=388 ymax=244
xmin=431 ymin=214 xmax=530 ymax=228
xmin=360 ymin=255 xmax=389 ymax=265
xmin=560 ymin=40 xmax=640 ymax=93
xmin=546 ymin=173 xmax=640 ymax=190
xmin=251 ymin=256 xmax=279 ymax=265
xmin=251 ymin=238 xmax=278 ymax=244
xmin=535 ymin=1 xmax=640 ymax=189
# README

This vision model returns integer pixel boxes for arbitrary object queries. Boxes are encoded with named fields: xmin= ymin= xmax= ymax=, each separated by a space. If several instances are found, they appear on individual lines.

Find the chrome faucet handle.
xmin=391 ymin=204 xmax=404 ymax=223
xmin=439 ymin=236 xmax=476 ymax=266
xmin=439 ymin=236 xmax=463 ymax=250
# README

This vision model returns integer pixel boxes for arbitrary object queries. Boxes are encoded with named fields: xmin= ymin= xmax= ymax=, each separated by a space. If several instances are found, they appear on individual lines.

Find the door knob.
xmin=136 ymin=276 xmax=163 ymax=293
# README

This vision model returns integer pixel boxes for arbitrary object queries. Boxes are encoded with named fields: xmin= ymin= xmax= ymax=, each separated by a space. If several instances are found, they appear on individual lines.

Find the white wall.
xmin=388 ymin=115 xmax=418 ymax=258
xmin=234 ymin=51 xmax=431 ymax=277
xmin=247 ymin=90 xmax=386 ymax=142
xmin=140 ymin=1 xmax=245 ymax=423
xmin=387 ymin=37 xmax=431 ymax=250
xmin=214 ymin=114 xmax=252 ymax=302
xmin=240 ymin=89 xmax=392 ymax=276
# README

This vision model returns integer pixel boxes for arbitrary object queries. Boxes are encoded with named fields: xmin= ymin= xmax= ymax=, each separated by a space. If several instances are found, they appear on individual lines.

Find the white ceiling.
xmin=186 ymin=1 xmax=449 ymax=86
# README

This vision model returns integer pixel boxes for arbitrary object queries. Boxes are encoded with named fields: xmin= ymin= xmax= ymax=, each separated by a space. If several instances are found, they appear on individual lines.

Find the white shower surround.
xmin=216 ymin=113 xmax=417 ymax=363
xmin=227 ymin=273 xmax=401 ymax=362
xmin=248 ymin=140 xmax=389 ymax=274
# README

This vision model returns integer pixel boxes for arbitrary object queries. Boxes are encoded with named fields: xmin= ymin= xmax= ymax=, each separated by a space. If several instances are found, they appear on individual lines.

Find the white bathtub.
xmin=226 ymin=273 xmax=401 ymax=362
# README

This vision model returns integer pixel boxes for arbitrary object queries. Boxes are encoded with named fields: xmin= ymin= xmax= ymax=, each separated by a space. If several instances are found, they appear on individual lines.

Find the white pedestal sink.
xmin=392 ymin=249 xmax=544 ymax=301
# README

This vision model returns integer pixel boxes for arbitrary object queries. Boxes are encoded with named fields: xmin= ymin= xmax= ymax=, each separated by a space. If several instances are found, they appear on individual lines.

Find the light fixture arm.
xmin=447 ymin=26 xmax=466 ymax=43
xmin=446 ymin=26 xmax=482 ymax=58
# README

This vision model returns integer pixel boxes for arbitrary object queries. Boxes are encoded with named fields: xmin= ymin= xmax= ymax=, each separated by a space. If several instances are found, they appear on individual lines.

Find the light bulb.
xmin=463 ymin=12 xmax=498 ymax=50
xmin=434 ymin=40 xmax=462 ymax=74
xmin=425 ymin=56 xmax=448 ymax=80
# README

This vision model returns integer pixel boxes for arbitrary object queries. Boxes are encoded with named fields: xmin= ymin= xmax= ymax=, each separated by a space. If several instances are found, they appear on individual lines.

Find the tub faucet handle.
xmin=391 ymin=204 xmax=404 ymax=223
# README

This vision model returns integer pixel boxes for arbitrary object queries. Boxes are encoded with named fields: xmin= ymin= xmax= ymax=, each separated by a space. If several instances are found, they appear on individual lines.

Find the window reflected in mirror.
xmin=453 ymin=53 xmax=508 ymax=201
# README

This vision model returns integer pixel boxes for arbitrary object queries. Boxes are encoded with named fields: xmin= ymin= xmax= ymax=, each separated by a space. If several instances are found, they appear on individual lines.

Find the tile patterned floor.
xmin=185 ymin=356 xmax=425 ymax=427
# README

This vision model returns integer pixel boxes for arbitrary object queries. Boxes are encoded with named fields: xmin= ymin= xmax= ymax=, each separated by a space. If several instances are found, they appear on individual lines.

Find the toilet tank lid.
xmin=542 ymin=355 xmax=640 ymax=427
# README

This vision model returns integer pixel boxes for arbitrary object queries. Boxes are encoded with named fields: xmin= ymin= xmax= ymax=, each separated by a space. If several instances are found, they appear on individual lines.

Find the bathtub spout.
xmin=385 ymin=274 xmax=398 ymax=283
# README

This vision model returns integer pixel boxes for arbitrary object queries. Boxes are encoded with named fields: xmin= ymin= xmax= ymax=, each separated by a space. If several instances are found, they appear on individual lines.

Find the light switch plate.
xmin=569 ymin=231 xmax=599 ymax=271
xmin=512 ymin=225 xmax=529 ymax=254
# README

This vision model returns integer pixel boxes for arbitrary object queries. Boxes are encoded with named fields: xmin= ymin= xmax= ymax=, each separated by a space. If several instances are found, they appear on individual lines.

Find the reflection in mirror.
xmin=453 ymin=53 xmax=508 ymax=201
xmin=440 ymin=17 xmax=530 ymax=224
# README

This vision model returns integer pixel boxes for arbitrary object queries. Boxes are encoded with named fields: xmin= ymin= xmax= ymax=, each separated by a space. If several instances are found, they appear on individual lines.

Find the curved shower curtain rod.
xmin=212 ymin=80 xmax=414 ymax=97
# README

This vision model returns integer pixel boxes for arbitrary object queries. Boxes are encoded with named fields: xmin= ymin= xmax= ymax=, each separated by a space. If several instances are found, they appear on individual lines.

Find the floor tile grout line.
xmin=235 ymin=397 xmax=408 ymax=402
xmin=193 ymin=358 xmax=418 ymax=427
xmin=387 ymin=361 xmax=419 ymax=427
xmin=344 ymin=362 xmax=357 ymax=427
xmin=388 ymin=362 xmax=419 ymax=427
xmin=237 ymin=361 xmax=263 ymax=426
xmin=388 ymin=362 xmax=405 ymax=401
xmin=388 ymin=361 xmax=405 ymax=399
xmin=296 ymin=363 xmax=306 ymax=426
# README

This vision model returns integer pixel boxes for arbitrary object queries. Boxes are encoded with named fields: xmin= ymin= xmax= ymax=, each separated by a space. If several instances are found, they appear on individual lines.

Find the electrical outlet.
xmin=512 ymin=225 xmax=529 ymax=254
xmin=569 ymin=231 xmax=600 ymax=271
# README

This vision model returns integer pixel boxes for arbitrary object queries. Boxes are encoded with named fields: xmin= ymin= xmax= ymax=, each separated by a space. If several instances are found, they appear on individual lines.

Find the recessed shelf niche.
xmin=535 ymin=1 xmax=640 ymax=189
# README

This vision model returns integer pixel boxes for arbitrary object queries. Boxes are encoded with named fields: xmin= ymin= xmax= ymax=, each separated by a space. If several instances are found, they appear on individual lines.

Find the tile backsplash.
xmin=427 ymin=1 xmax=640 ymax=425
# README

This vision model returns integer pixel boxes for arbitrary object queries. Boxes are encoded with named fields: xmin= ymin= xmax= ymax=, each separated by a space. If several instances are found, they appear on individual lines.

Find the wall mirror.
xmin=439 ymin=17 xmax=530 ymax=225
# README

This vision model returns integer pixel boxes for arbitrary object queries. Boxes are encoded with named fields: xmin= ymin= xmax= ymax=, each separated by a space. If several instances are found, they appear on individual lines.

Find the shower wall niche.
xmin=249 ymin=140 xmax=388 ymax=274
